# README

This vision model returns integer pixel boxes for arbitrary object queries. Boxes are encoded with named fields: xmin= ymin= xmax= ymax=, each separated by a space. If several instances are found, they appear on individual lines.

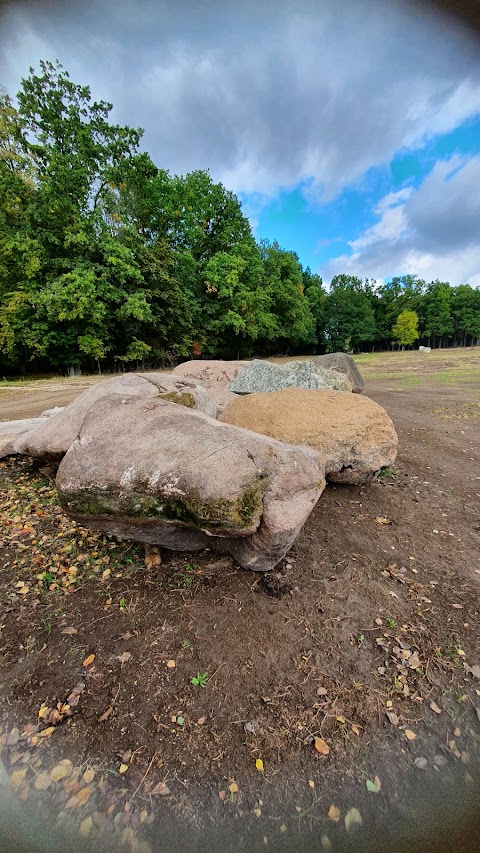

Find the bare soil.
xmin=1 ymin=349 xmax=480 ymax=853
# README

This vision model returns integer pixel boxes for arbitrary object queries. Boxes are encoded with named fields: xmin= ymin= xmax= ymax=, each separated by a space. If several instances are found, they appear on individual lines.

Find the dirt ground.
xmin=1 ymin=349 xmax=480 ymax=853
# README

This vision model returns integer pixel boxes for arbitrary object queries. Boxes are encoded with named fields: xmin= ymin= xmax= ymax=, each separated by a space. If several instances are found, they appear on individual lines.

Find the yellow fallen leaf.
xmin=253 ymin=807 xmax=262 ymax=817
xmin=82 ymin=654 xmax=95 ymax=667
xmin=228 ymin=781 xmax=238 ymax=794
xmin=308 ymin=779 xmax=315 ymax=789
xmin=79 ymin=816 xmax=93 ymax=837
xmin=38 ymin=706 xmax=49 ymax=720
xmin=10 ymin=768 xmax=27 ymax=791
xmin=255 ymin=758 xmax=264 ymax=772
xmin=39 ymin=726 xmax=55 ymax=738
xmin=314 ymin=736 xmax=330 ymax=755
xmin=336 ymin=715 xmax=346 ymax=724
xmin=83 ymin=768 xmax=95 ymax=784
xmin=166 ymin=659 xmax=176 ymax=669
xmin=405 ymin=729 xmax=416 ymax=741
xmin=280 ymin=825 xmax=287 ymax=833
xmin=76 ymin=786 xmax=92 ymax=805
xmin=119 ymin=763 xmax=129 ymax=774
xmin=50 ymin=764 xmax=69 ymax=783
xmin=375 ymin=516 xmax=392 ymax=525
xmin=328 ymin=804 xmax=341 ymax=822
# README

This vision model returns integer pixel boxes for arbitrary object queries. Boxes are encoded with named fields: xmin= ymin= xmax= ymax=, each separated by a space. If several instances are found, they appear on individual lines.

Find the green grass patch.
xmin=431 ymin=369 xmax=480 ymax=384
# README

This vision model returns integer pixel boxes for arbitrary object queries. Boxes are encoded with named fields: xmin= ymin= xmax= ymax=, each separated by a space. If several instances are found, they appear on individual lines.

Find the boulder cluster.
xmin=5 ymin=356 xmax=397 ymax=571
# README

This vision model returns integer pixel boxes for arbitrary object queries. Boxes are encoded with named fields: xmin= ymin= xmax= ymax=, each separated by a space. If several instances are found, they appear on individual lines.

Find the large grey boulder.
xmin=172 ymin=360 xmax=249 ymax=389
xmin=229 ymin=359 xmax=352 ymax=394
xmin=220 ymin=387 xmax=398 ymax=484
xmin=13 ymin=373 xmax=217 ymax=462
xmin=315 ymin=353 xmax=365 ymax=393
xmin=0 ymin=417 xmax=48 ymax=459
xmin=56 ymin=396 xmax=325 ymax=571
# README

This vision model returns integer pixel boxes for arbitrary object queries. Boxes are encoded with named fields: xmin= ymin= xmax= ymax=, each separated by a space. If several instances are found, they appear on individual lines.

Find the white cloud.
xmin=1 ymin=0 xmax=480 ymax=201
xmin=321 ymin=154 xmax=480 ymax=286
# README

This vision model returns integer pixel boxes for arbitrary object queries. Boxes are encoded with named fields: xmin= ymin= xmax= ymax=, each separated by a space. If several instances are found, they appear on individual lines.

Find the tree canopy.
xmin=0 ymin=62 xmax=479 ymax=374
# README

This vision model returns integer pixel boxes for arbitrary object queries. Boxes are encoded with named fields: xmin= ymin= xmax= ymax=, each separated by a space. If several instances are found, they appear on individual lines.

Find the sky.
xmin=1 ymin=0 xmax=480 ymax=287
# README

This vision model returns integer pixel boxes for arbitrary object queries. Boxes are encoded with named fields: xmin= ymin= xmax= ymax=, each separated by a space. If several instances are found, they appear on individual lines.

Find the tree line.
xmin=1 ymin=61 xmax=479 ymax=375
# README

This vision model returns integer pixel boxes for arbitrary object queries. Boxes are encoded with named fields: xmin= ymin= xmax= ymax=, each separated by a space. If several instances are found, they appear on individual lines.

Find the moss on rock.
xmin=59 ymin=477 xmax=266 ymax=533
xmin=157 ymin=391 xmax=196 ymax=408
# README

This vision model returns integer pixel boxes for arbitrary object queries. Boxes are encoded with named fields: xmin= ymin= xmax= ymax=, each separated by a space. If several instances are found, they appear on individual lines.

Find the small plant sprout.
xmin=191 ymin=671 xmax=209 ymax=688
xmin=41 ymin=571 xmax=54 ymax=588
xmin=181 ymin=639 xmax=191 ymax=650
xmin=387 ymin=617 xmax=397 ymax=628
xmin=119 ymin=596 xmax=126 ymax=611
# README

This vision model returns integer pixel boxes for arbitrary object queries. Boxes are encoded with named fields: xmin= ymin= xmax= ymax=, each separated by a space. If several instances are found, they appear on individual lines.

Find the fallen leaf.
xmin=279 ymin=825 xmax=287 ymax=833
xmin=50 ymin=764 xmax=70 ymax=783
xmin=117 ymin=651 xmax=132 ymax=664
xmin=464 ymin=664 xmax=480 ymax=679
xmin=34 ymin=772 xmax=51 ymax=791
xmin=255 ymin=758 xmax=264 ymax=772
xmin=344 ymin=807 xmax=363 ymax=832
xmin=336 ymin=715 xmax=346 ymax=724
xmin=82 ymin=654 xmax=95 ymax=668
xmin=119 ymin=763 xmax=129 ymax=774
xmin=39 ymin=726 xmax=55 ymax=738
xmin=405 ymin=729 xmax=416 ymax=741
xmin=152 ymin=781 xmax=170 ymax=796
xmin=76 ymin=786 xmax=92 ymax=805
xmin=38 ymin=706 xmax=49 ymax=720
xmin=98 ymin=706 xmax=113 ymax=722
xmin=79 ymin=816 xmax=93 ymax=837
xmin=430 ymin=701 xmax=442 ymax=715
xmin=228 ymin=781 xmax=239 ymax=794
xmin=375 ymin=516 xmax=392 ymax=525
xmin=145 ymin=550 xmax=161 ymax=568
xmin=308 ymin=780 xmax=315 ymax=789
xmin=166 ymin=660 xmax=176 ymax=669
xmin=414 ymin=757 xmax=428 ymax=770
xmin=366 ymin=778 xmax=380 ymax=793
xmin=253 ymin=807 xmax=262 ymax=817
xmin=316 ymin=686 xmax=328 ymax=696
xmin=321 ymin=835 xmax=332 ymax=851
xmin=10 ymin=768 xmax=27 ymax=791
xmin=351 ymin=724 xmax=361 ymax=736
xmin=61 ymin=627 xmax=78 ymax=635
xmin=6 ymin=728 xmax=20 ymax=746
xmin=328 ymin=804 xmax=341 ymax=822
xmin=386 ymin=711 xmax=400 ymax=726
xmin=83 ymin=768 xmax=95 ymax=784
xmin=196 ymin=716 xmax=207 ymax=725
xmin=218 ymin=790 xmax=226 ymax=801
xmin=314 ymin=737 xmax=330 ymax=755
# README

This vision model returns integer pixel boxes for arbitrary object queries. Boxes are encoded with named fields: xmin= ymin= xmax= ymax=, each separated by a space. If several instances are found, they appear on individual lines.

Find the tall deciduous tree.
xmin=392 ymin=309 xmax=419 ymax=349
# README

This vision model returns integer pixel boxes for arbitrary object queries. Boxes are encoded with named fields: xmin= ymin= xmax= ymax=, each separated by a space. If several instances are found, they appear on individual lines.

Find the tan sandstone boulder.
xmin=13 ymin=373 xmax=217 ymax=461
xmin=219 ymin=387 xmax=397 ymax=484
xmin=56 ymin=395 xmax=325 ymax=571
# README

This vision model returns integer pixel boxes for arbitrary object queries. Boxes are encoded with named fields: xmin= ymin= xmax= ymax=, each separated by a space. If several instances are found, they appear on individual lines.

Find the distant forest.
xmin=1 ymin=61 xmax=479 ymax=375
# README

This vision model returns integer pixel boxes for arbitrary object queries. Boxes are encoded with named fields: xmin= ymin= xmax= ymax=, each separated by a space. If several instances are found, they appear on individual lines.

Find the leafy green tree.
xmin=392 ymin=309 xmax=419 ymax=349
xmin=325 ymin=275 xmax=377 ymax=352
xmin=451 ymin=284 xmax=480 ymax=346
xmin=421 ymin=281 xmax=453 ymax=347
xmin=258 ymin=241 xmax=316 ymax=351
xmin=303 ymin=267 xmax=327 ymax=351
